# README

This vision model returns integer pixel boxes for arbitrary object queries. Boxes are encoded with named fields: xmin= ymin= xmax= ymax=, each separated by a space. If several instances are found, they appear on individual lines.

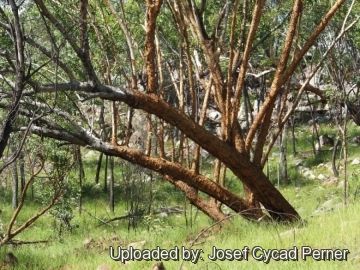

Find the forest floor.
xmin=1 ymin=121 xmax=360 ymax=269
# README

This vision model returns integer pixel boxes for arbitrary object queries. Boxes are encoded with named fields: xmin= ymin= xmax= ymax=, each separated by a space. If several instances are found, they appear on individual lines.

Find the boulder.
xmin=351 ymin=158 xmax=360 ymax=165
xmin=351 ymin=136 xmax=360 ymax=144
xmin=319 ymin=134 xmax=334 ymax=148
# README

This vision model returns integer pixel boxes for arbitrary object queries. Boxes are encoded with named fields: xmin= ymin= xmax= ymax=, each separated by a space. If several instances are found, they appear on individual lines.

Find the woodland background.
xmin=1 ymin=0 xmax=360 ymax=269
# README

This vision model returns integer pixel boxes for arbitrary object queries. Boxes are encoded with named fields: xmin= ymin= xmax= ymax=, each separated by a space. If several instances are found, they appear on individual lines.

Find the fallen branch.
xmin=102 ymin=211 xmax=145 ymax=224
xmin=4 ymin=239 xmax=49 ymax=246
xmin=82 ymin=208 xmax=113 ymax=226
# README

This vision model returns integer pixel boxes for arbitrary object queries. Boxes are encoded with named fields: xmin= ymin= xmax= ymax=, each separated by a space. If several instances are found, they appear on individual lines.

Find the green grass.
xmin=1 ymin=201 xmax=359 ymax=269
xmin=1 ymin=122 xmax=360 ymax=269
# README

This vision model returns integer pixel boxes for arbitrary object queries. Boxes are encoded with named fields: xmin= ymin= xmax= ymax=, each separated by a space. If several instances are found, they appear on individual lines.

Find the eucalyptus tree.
xmin=0 ymin=0 xmax=358 ymax=223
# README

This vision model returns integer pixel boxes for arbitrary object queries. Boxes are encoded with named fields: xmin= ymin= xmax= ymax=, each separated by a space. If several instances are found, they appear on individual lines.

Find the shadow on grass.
xmin=303 ymin=149 xmax=333 ymax=168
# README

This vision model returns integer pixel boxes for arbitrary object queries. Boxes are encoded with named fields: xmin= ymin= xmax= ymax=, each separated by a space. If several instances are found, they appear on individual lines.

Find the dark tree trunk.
xmin=280 ymin=124 xmax=288 ymax=184
xmin=94 ymin=152 xmax=103 ymax=184
xmin=290 ymin=115 xmax=296 ymax=155
xmin=19 ymin=151 xmax=25 ymax=192
xmin=104 ymin=154 xmax=108 ymax=193
xmin=109 ymin=156 xmax=115 ymax=212
xmin=332 ymin=139 xmax=339 ymax=177
xmin=74 ymin=145 xmax=85 ymax=214
xmin=0 ymin=1 xmax=26 ymax=160
xmin=11 ymin=149 xmax=18 ymax=209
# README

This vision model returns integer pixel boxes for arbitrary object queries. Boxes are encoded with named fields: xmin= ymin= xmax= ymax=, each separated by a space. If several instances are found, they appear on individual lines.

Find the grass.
xmin=1 ymin=122 xmax=360 ymax=269
xmin=1 ymin=202 xmax=359 ymax=269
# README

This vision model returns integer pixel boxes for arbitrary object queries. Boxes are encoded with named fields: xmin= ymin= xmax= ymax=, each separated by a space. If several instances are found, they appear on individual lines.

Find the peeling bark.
xmin=145 ymin=0 xmax=163 ymax=93
xmin=0 ymin=0 xmax=350 ymax=224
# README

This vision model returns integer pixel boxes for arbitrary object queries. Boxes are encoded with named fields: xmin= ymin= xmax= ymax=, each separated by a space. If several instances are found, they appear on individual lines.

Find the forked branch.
xmin=0 ymin=158 xmax=64 ymax=246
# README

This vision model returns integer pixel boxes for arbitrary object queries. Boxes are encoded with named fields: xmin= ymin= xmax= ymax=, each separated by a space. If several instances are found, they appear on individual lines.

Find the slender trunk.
xmin=11 ymin=149 xmax=18 ymax=209
xmin=19 ymin=151 xmax=25 ymax=192
xmin=280 ymin=123 xmax=288 ymax=184
xmin=332 ymin=139 xmax=339 ymax=177
xmin=290 ymin=115 xmax=296 ymax=155
xmin=341 ymin=117 xmax=348 ymax=205
xmin=109 ymin=156 xmax=115 ymax=212
xmin=75 ymin=145 xmax=84 ymax=214
xmin=306 ymin=92 xmax=320 ymax=154
xmin=104 ymin=154 xmax=108 ymax=193
xmin=0 ymin=1 xmax=26 ymax=160
xmin=109 ymin=157 xmax=115 ymax=212
xmin=94 ymin=152 xmax=103 ymax=184
xmin=147 ymin=173 xmax=153 ymax=215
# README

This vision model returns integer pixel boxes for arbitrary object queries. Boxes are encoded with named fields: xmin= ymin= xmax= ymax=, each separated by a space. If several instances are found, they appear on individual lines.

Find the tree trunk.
xmin=165 ymin=176 xmax=231 ymax=224
xmin=124 ymin=91 xmax=300 ymax=222
xmin=108 ymin=142 xmax=296 ymax=221
xmin=109 ymin=156 xmax=115 ymax=212
xmin=74 ymin=145 xmax=84 ymax=214
xmin=19 ymin=151 xmax=25 ymax=192
xmin=290 ymin=115 xmax=297 ymax=155
xmin=332 ymin=139 xmax=339 ymax=177
xmin=280 ymin=124 xmax=288 ymax=184
xmin=104 ymin=154 xmax=108 ymax=193
xmin=11 ymin=150 xmax=18 ymax=209
xmin=1 ymin=0 xmax=347 ymax=225
xmin=94 ymin=152 xmax=103 ymax=184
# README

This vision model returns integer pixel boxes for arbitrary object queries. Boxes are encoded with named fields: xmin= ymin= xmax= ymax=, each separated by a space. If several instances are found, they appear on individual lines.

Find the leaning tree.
xmin=0 ymin=0 xmax=357 ymax=223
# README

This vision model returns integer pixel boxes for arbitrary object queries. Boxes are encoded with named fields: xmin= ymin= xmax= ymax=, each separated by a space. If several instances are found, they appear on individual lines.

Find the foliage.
xmin=0 ymin=0 xmax=360 ymax=258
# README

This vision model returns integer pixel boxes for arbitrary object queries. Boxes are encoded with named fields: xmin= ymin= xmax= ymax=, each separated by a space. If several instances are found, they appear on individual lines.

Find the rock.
xmin=293 ymin=159 xmax=303 ymax=166
xmin=315 ymin=142 xmax=320 ymax=151
xmin=208 ymin=111 xmax=221 ymax=122
xmin=321 ymin=199 xmax=335 ymax=209
xmin=296 ymin=165 xmax=305 ymax=172
xmin=314 ymin=199 xmax=342 ymax=216
xmin=303 ymin=170 xmax=316 ymax=179
xmin=308 ymin=119 xmax=316 ymax=125
xmin=309 ymin=174 xmax=316 ymax=180
xmin=303 ymin=170 xmax=314 ymax=177
xmin=332 ymin=203 xmax=343 ymax=210
xmin=351 ymin=136 xmax=360 ymax=144
xmin=312 ymin=209 xmax=323 ymax=215
xmin=296 ymin=165 xmax=309 ymax=174
xmin=351 ymin=158 xmax=360 ymax=165
xmin=200 ymin=149 xmax=210 ymax=158
xmin=319 ymin=134 xmax=334 ymax=148
xmin=317 ymin=174 xmax=326 ymax=181
xmin=324 ymin=163 xmax=332 ymax=169
xmin=317 ymin=115 xmax=331 ymax=123
xmin=128 ymin=240 xmax=146 ymax=249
